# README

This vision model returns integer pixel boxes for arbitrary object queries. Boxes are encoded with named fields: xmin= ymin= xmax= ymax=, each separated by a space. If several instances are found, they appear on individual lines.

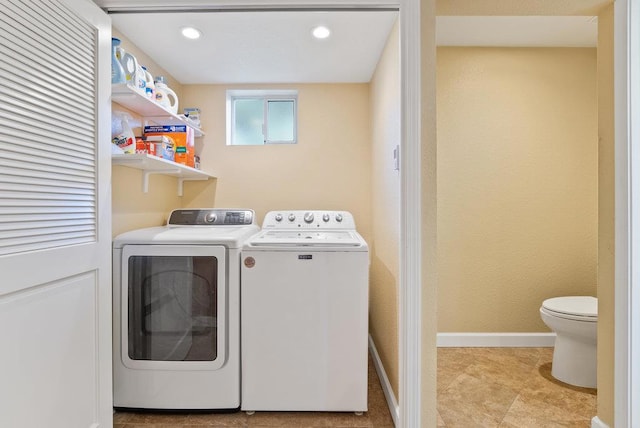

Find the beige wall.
xmin=112 ymin=29 xmax=183 ymax=101
xmin=110 ymin=18 xmax=392 ymax=419
xmin=597 ymin=4 xmax=615 ymax=426
xmin=112 ymin=168 xmax=183 ymax=237
xmin=422 ymin=0 xmax=439 ymax=424
xmin=369 ymin=20 xmax=400 ymax=398
xmin=114 ymin=79 xmax=373 ymax=239
xmin=437 ymin=47 xmax=598 ymax=332
xmin=181 ymin=84 xmax=372 ymax=241
xmin=436 ymin=0 xmax=611 ymax=16
xmin=111 ymin=30 xmax=186 ymax=237
xmin=433 ymin=0 xmax=615 ymax=422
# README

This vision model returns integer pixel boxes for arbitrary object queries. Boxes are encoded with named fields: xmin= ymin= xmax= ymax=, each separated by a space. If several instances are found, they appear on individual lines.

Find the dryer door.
xmin=120 ymin=244 xmax=226 ymax=370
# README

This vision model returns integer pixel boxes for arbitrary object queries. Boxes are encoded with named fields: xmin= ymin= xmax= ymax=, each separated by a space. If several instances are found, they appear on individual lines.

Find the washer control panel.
xmin=262 ymin=210 xmax=356 ymax=229
xmin=168 ymin=209 xmax=255 ymax=226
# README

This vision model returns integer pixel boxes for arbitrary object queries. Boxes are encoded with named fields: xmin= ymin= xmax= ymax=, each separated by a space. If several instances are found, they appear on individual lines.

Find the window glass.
xmin=227 ymin=90 xmax=297 ymax=145
xmin=267 ymin=100 xmax=295 ymax=142
xmin=234 ymin=98 xmax=264 ymax=146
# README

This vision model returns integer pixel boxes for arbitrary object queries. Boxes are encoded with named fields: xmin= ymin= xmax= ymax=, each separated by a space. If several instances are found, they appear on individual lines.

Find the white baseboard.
xmin=591 ymin=416 xmax=609 ymax=428
xmin=368 ymin=335 xmax=399 ymax=427
xmin=437 ymin=332 xmax=556 ymax=347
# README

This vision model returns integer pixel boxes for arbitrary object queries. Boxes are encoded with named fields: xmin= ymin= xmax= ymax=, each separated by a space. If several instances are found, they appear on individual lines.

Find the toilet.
xmin=539 ymin=296 xmax=597 ymax=388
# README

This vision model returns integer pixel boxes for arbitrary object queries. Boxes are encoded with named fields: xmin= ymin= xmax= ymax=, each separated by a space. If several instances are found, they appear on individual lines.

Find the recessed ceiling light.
xmin=312 ymin=26 xmax=331 ymax=40
xmin=181 ymin=27 xmax=201 ymax=40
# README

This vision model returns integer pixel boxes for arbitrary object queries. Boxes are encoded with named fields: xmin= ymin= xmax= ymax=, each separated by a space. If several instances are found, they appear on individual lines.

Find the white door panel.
xmin=0 ymin=273 xmax=98 ymax=427
xmin=1 ymin=245 xmax=103 ymax=295
xmin=0 ymin=0 xmax=112 ymax=426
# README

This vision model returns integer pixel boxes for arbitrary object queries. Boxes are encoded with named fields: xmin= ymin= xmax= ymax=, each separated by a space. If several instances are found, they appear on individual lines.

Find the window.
xmin=226 ymin=90 xmax=298 ymax=145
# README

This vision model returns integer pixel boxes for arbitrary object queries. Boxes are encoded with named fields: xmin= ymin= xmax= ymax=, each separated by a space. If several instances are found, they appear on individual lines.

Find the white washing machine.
xmin=241 ymin=210 xmax=369 ymax=412
xmin=112 ymin=209 xmax=259 ymax=410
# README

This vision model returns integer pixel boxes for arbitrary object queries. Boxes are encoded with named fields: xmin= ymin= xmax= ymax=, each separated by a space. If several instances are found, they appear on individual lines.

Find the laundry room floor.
xmin=114 ymin=347 xmax=597 ymax=427
xmin=113 ymin=354 xmax=395 ymax=428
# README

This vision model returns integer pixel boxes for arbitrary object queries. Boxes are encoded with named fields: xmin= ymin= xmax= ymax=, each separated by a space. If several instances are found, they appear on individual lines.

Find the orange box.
xmin=135 ymin=138 xmax=147 ymax=154
xmin=186 ymin=126 xmax=195 ymax=168
xmin=144 ymin=125 xmax=194 ymax=167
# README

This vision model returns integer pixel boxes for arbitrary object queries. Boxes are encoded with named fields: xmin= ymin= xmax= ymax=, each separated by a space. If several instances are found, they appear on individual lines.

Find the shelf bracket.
xmin=177 ymin=176 xmax=209 ymax=197
xmin=142 ymin=169 xmax=181 ymax=193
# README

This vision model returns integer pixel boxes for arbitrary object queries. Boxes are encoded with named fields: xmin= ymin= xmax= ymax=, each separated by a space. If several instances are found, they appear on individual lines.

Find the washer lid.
xmin=542 ymin=296 xmax=597 ymax=318
xmin=248 ymin=230 xmax=363 ymax=247
xmin=113 ymin=224 xmax=260 ymax=248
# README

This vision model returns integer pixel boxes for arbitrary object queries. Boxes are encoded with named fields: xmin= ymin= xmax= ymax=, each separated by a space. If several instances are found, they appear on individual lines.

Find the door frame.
xmin=92 ymin=0 xmax=640 ymax=426
xmin=96 ymin=0 xmax=426 ymax=426
xmin=614 ymin=0 xmax=639 ymax=426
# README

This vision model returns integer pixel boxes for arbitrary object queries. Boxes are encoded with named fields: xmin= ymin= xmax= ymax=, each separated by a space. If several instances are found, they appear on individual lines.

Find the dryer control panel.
xmin=168 ymin=209 xmax=255 ymax=226
xmin=262 ymin=210 xmax=356 ymax=229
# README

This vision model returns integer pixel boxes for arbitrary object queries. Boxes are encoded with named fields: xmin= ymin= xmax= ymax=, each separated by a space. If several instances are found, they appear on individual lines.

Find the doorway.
xmin=99 ymin=0 xmax=427 ymax=426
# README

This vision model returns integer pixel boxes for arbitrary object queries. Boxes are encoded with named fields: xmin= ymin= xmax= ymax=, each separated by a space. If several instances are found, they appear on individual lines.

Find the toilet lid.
xmin=542 ymin=296 xmax=597 ymax=318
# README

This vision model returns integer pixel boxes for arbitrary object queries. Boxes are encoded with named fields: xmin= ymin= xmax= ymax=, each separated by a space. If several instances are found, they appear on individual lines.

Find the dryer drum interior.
xmin=127 ymin=255 xmax=219 ymax=362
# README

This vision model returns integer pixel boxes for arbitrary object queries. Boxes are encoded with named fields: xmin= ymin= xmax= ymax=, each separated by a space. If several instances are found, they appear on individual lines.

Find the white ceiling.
xmin=111 ymin=11 xmax=398 ymax=84
xmin=110 ymin=12 xmax=598 ymax=85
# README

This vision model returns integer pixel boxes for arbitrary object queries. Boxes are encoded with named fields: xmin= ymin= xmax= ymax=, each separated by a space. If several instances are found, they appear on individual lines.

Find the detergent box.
xmin=143 ymin=125 xmax=195 ymax=167
xmin=144 ymin=135 xmax=172 ymax=160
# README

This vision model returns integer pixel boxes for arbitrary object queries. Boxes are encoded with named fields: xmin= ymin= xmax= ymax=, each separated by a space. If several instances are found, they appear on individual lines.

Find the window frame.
xmin=226 ymin=89 xmax=298 ymax=145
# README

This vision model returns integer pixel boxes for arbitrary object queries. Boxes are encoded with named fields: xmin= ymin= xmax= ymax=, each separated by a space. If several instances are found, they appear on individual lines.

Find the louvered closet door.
xmin=0 ymin=0 xmax=112 ymax=427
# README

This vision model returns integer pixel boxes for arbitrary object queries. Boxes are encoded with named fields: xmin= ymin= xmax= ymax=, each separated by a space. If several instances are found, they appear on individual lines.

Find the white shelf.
xmin=112 ymin=153 xmax=215 ymax=196
xmin=111 ymin=83 xmax=204 ymax=137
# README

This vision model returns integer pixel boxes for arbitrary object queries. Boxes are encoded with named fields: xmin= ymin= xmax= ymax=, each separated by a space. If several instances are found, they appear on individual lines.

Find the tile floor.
xmin=113 ymin=355 xmax=395 ymax=428
xmin=437 ymin=347 xmax=597 ymax=427
xmin=114 ymin=347 xmax=597 ymax=428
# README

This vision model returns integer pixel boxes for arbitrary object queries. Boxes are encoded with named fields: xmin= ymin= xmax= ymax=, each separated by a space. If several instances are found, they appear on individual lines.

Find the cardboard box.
xmin=144 ymin=135 xmax=172 ymax=159
xmin=144 ymin=125 xmax=195 ymax=167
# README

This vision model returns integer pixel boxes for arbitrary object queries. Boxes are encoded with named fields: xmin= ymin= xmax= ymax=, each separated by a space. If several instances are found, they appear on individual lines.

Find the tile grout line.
xmin=496 ymin=348 xmax=545 ymax=426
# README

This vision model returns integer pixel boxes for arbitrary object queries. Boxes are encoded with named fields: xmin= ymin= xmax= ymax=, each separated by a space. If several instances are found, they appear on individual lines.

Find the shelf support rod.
xmin=143 ymin=169 xmax=181 ymax=193
xmin=177 ymin=176 xmax=209 ymax=197
xmin=177 ymin=177 xmax=184 ymax=197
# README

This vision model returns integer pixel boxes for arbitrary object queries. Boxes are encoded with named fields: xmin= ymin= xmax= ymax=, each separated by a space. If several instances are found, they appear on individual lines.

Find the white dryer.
xmin=241 ymin=210 xmax=369 ymax=412
xmin=112 ymin=209 xmax=259 ymax=410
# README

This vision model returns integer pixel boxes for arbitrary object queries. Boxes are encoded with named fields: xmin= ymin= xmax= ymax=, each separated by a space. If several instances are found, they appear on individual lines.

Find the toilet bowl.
xmin=539 ymin=296 xmax=597 ymax=388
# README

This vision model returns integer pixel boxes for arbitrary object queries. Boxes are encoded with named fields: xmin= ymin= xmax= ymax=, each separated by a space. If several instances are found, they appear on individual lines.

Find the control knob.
xmin=288 ymin=213 xmax=296 ymax=222
xmin=205 ymin=212 xmax=217 ymax=223
xmin=335 ymin=213 xmax=343 ymax=222
xmin=322 ymin=213 xmax=330 ymax=222
xmin=304 ymin=212 xmax=314 ymax=223
xmin=274 ymin=213 xmax=283 ymax=222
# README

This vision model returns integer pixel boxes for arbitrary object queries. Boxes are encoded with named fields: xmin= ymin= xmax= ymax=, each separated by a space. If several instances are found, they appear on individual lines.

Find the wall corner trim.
xmin=368 ymin=335 xmax=399 ymax=427
xmin=437 ymin=333 xmax=556 ymax=348
xmin=591 ymin=416 xmax=610 ymax=428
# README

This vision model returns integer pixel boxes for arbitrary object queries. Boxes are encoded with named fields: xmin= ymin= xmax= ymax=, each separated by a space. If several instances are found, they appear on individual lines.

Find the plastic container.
xmin=134 ymin=64 xmax=146 ymax=93
xmin=140 ymin=66 xmax=155 ymax=99
xmin=154 ymin=76 xmax=179 ymax=114
xmin=112 ymin=115 xmax=136 ymax=154
xmin=111 ymin=38 xmax=126 ymax=84
xmin=119 ymin=51 xmax=139 ymax=85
